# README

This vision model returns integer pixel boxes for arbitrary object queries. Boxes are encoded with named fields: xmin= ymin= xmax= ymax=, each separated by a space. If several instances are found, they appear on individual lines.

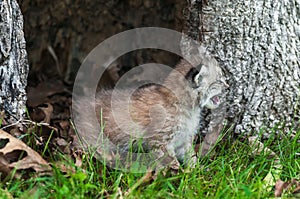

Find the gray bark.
xmin=0 ymin=0 xmax=29 ymax=123
xmin=184 ymin=0 xmax=300 ymax=139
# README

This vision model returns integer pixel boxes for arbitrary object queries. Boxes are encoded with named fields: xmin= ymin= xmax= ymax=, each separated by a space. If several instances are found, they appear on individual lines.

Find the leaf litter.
xmin=0 ymin=71 xmax=298 ymax=197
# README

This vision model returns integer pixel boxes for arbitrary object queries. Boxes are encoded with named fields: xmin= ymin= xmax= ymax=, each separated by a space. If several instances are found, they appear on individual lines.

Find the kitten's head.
xmin=187 ymin=58 xmax=228 ymax=109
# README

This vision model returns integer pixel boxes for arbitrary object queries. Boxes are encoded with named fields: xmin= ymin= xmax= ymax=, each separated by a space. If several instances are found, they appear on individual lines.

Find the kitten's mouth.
xmin=211 ymin=95 xmax=221 ymax=105
xmin=203 ymin=93 xmax=222 ymax=109
xmin=202 ymin=85 xmax=224 ymax=109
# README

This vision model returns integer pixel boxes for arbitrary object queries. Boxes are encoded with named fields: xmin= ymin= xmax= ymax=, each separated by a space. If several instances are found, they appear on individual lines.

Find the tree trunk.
xmin=0 ymin=0 xmax=29 ymax=123
xmin=183 ymin=0 xmax=300 ymax=149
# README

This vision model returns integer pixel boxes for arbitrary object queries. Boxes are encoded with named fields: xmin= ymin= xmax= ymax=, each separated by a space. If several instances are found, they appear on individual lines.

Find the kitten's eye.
xmin=193 ymin=72 xmax=203 ymax=86
xmin=185 ymin=67 xmax=201 ymax=88
xmin=216 ymin=78 xmax=229 ymax=88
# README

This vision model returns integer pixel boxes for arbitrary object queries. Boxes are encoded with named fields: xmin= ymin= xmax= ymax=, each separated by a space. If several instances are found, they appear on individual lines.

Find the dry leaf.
xmin=38 ymin=103 xmax=53 ymax=124
xmin=56 ymin=138 xmax=68 ymax=147
xmin=248 ymin=136 xmax=282 ymax=192
xmin=52 ymin=161 xmax=76 ymax=174
xmin=71 ymin=148 xmax=83 ymax=168
xmin=27 ymin=80 xmax=66 ymax=107
xmin=0 ymin=129 xmax=51 ymax=178
xmin=58 ymin=121 xmax=69 ymax=132
xmin=74 ymin=152 xmax=83 ymax=168
xmin=294 ymin=182 xmax=300 ymax=193
xmin=0 ymin=154 xmax=21 ymax=179
xmin=55 ymin=137 xmax=71 ymax=154
xmin=275 ymin=179 xmax=300 ymax=197
xmin=275 ymin=179 xmax=288 ymax=197
xmin=29 ymin=103 xmax=54 ymax=124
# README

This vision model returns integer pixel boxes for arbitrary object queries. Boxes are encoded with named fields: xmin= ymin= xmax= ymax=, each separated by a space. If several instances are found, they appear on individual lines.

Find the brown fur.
xmin=74 ymin=59 xmax=226 ymax=170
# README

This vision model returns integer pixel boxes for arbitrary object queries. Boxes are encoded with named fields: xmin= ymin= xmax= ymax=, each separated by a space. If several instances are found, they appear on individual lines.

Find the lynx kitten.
xmin=75 ymin=57 xmax=226 ymax=170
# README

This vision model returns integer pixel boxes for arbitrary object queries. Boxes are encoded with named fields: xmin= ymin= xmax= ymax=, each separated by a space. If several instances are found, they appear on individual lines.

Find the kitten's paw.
xmin=169 ymin=158 xmax=180 ymax=170
xmin=189 ymin=155 xmax=197 ymax=168
xmin=152 ymin=161 xmax=182 ymax=179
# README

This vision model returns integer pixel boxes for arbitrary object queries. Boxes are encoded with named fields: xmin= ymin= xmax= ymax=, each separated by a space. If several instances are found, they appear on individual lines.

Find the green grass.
xmin=1 ymin=130 xmax=299 ymax=199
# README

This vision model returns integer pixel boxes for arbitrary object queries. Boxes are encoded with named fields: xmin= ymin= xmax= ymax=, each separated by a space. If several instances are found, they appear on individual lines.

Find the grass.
xmin=1 ymin=129 xmax=299 ymax=199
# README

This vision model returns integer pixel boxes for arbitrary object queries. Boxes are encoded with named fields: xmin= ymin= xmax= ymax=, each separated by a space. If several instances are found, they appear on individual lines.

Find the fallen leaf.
xmin=275 ymin=179 xmax=288 ymax=197
xmin=27 ymin=80 xmax=66 ymax=107
xmin=9 ymin=127 xmax=22 ymax=138
xmin=58 ymin=121 xmax=69 ymax=132
xmin=52 ymin=161 xmax=76 ymax=174
xmin=294 ymin=182 xmax=300 ymax=193
xmin=38 ymin=103 xmax=53 ymax=124
xmin=275 ymin=179 xmax=300 ymax=197
xmin=248 ymin=136 xmax=282 ymax=192
xmin=0 ymin=154 xmax=20 ymax=180
xmin=56 ymin=138 xmax=68 ymax=147
xmin=0 ymin=129 xmax=51 ymax=179
xmin=73 ymin=152 xmax=83 ymax=168
xmin=55 ymin=137 xmax=71 ymax=154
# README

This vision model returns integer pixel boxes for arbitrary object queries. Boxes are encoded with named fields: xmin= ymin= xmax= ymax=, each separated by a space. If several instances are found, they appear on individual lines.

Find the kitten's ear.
xmin=185 ymin=64 xmax=204 ymax=88
xmin=194 ymin=63 xmax=209 ymax=87
xmin=193 ymin=72 xmax=203 ymax=86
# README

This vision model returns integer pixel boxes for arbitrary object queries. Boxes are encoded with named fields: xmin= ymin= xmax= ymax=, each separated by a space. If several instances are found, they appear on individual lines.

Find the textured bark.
xmin=185 ymin=0 xmax=300 ymax=138
xmin=0 ymin=0 xmax=29 ymax=123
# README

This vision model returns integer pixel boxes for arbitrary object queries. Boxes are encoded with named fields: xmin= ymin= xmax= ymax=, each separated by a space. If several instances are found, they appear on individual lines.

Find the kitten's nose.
xmin=221 ymin=79 xmax=229 ymax=88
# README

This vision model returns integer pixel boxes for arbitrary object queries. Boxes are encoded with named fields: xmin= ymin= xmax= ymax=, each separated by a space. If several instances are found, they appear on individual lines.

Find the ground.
xmin=0 ymin=83 xmax=299 ymax=198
